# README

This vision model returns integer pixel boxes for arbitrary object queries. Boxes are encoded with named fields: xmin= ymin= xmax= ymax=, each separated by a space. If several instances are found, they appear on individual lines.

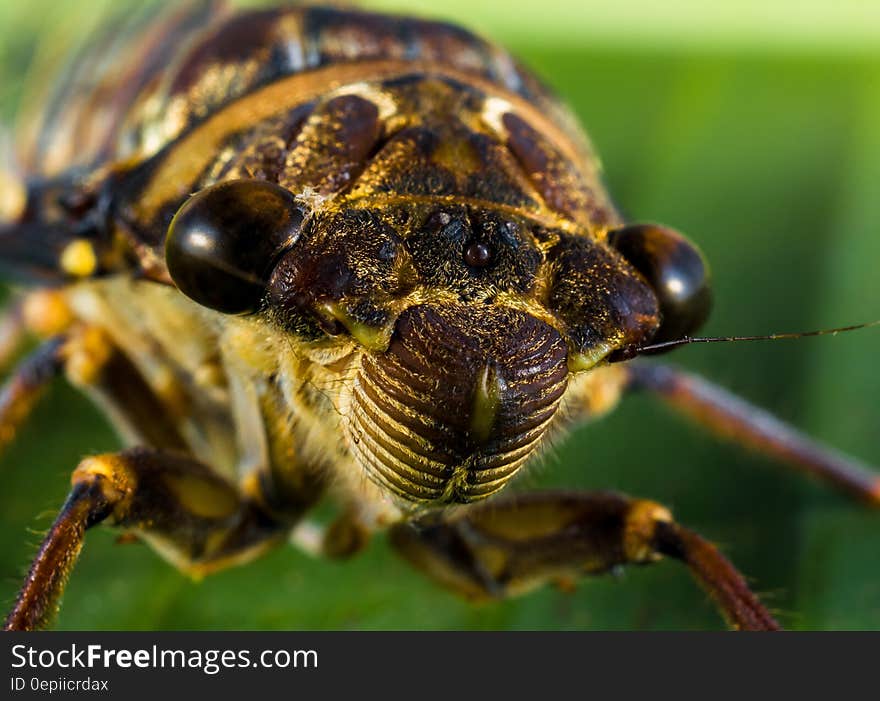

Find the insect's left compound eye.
xmin=608 ymin=223 xmax=712 ymax=344
xmin=166 ymin=180 xmax=304 ymax=314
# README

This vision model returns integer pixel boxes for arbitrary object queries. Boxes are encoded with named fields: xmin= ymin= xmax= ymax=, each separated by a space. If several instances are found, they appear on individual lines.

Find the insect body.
xmin=0 ymin=3 xmax=877 ymax=630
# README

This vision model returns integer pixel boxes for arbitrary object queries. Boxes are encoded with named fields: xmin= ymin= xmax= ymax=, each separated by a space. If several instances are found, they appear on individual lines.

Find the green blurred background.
xmin=0 ymin=0 xmax=878 ymax=630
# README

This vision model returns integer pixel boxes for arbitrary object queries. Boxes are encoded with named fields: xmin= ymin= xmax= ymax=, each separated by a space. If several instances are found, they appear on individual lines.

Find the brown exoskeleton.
xmin=1 ymin=3 xmax=878 ymax=631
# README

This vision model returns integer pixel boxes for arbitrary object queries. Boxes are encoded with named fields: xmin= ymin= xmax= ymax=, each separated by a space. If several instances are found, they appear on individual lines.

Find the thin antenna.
xmin=612 ymin=319 xmax=880 ymax=361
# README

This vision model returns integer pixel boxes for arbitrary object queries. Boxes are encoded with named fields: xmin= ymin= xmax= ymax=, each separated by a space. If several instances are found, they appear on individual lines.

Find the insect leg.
xmin=4 ymin=447 xmax=284 ymax=631
xmin=288 ymin=508 xmax=373 ymax=559
xmin=390 ymin=491 xmax=779 ymax=631
xmin=0 ymin=291 xmax=104 ymax=456
xmin=0 ymin=334 xmax=65 ymax=454
xmin=624 ymin=362 xmax=880 ymax=506
xmin=60 ymin=324 xmax=191 ymax=452
xmin=0 ymin=298 xmax=28 ymax=371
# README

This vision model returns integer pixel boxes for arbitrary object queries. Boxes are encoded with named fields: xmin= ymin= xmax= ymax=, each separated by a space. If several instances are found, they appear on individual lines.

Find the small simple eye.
xmin=464 ymin=242 xmax=492 ymax=267
xmin=607 ymin=223 xmax=712 ymax=344
xmin=165 ymin=180 xmax=304 ymax=314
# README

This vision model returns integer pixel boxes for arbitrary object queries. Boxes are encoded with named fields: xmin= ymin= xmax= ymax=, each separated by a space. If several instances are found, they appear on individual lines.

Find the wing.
xmin=14 ymin=0 xmax=230 ymax=177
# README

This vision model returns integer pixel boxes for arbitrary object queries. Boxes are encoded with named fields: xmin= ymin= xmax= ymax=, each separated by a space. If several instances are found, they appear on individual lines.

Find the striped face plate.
xmin=349 ymin=304 xmax=570 ymax=504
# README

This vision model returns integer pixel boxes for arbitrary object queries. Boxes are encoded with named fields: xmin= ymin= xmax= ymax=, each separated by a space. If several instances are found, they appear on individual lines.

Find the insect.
xmin=1 ymin=2 xmax=878 ymax=630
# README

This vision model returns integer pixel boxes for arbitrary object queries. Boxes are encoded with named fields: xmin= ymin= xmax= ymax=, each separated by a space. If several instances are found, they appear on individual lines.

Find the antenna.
xmin=610 ymin=320 xmax=880 ymax=362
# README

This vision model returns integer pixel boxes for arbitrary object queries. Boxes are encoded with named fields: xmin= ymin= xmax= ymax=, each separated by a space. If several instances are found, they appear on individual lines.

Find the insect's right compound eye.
xmin=165 ymin=180 xmax=304 ymax=314
xmin=607 ymin=223 xmax=712 ymax=344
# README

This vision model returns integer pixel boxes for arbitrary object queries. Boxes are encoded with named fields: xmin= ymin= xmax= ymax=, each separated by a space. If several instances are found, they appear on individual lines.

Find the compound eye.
xmin=166 ymin=180 xmax=304 ymax=314
xmin=608 ymin=223 xmax=712 ymax=344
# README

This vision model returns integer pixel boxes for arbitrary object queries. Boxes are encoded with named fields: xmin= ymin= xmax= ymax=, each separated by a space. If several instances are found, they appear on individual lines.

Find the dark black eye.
xmin=165 ymin=180 xmax=304 ymax=314
xmin=607 ymin=223 xmax=712 ymax=344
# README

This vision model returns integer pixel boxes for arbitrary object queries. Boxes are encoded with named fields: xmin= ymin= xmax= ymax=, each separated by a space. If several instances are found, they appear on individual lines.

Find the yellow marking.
xmin=62 ymin=326 xmax=114 ymax=387
xmin=193 ymin=360 xmax=226 ymax=389
xmin=71 ymin=454 xmax=137 ymax=518
xmin=135 ymin=60 xmax=588 ymax=222
xmin=162 ymin=473 xmax=239 ymax=519
xmin=567 ymin=341 xmax=615 ymax=372
xmin=238 ymin=471 xmax=264 ymax=504
xmin=0 ymin=168 xmax=26 ymax=222
xmin=72 ymin=455 xmax=121 ymax=486
xmin=440 ymin=462 xmax=473 ymax=504
xmin=470 ymin=363 xmax=502 ymax=444
xmin=22 ymin=290 xmax=74 ymax=337
xmin=318 ymin=301 xmax=394 ymax=352
xmin=59 ymin=239 xmax=97 ymax=278
xmin=153 ymin=364 xmax=190 ymax=418
xmin=432 ymin=137 xmax=481 ymax=173
xmin=201 ymin=530 xmax=229 ymax=559
xmin=623 ymin=500 xmax=673 ymax=563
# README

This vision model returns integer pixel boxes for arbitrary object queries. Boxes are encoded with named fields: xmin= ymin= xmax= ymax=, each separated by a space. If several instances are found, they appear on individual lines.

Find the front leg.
xmin=4 ymin=447 xmax=284 ymax=631
xmin=390 ymin=491 xmax=779 ymax=631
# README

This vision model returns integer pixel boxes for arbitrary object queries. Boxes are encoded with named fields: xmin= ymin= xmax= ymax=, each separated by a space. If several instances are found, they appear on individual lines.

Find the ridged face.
xmin=348 ymin=304 xmax=569 ymax=504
